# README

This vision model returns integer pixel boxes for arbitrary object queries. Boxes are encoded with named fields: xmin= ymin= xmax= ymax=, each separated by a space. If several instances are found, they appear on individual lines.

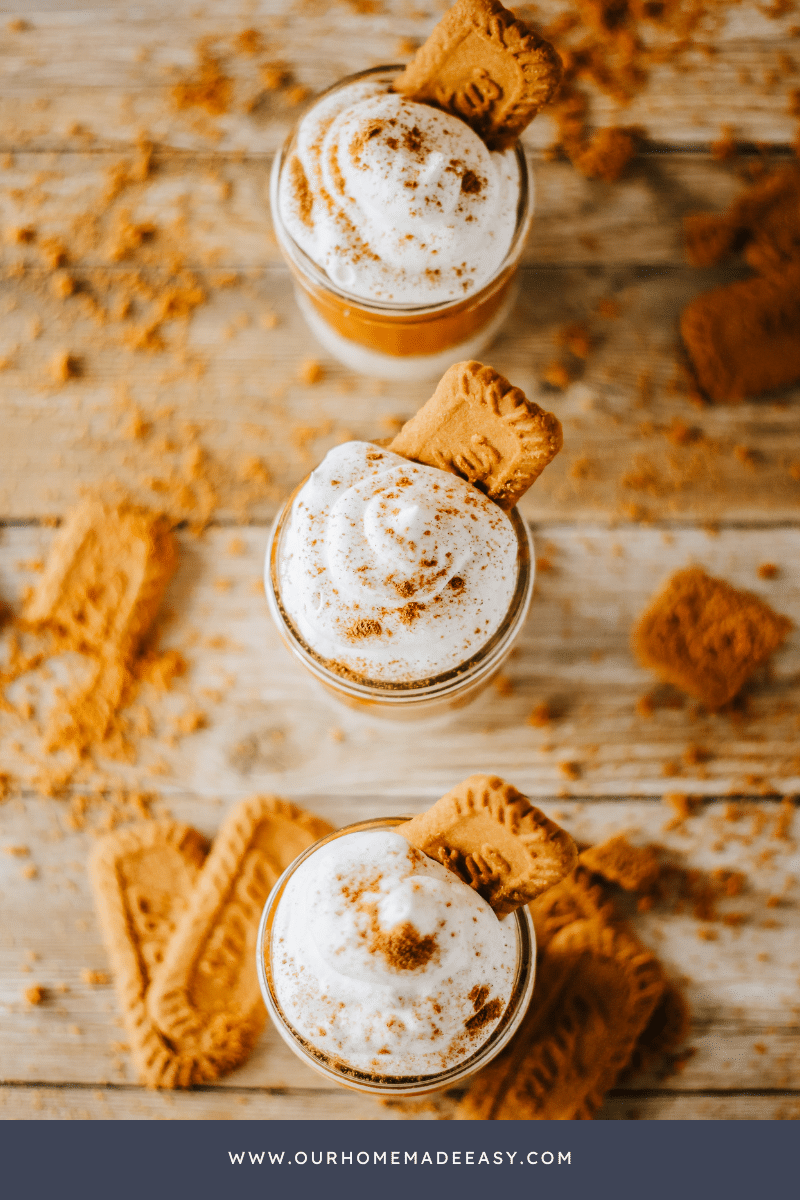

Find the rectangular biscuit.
xmin=147 ymin=795 xmax=333 ymax=1082
xmin=23 ymin=497 xmax=177 ymax=755
xmin=89 ymin=821 xmax=209 ymax=1088
xmin=681 ymin=271 xmax=800 ymax=402
xmin=389 ymin=362 xmax=562 ymax=511
xmin=632 ymin=566 xmax=792 ymax=709
xmin=457 ymin=914 xmax=665 ymax=1119
xmin=528 ymin=863 xmax=615 ymax=948
xmin=393 ymin=0 xmax=562 ymax=151
xmin=25 ymin=497 xmax=177 ymax=658
xmin=400 ymin=774 xmax=577 ymax=917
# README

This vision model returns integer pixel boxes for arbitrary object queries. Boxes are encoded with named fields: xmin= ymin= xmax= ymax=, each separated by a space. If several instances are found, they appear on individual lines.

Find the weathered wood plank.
xmin=2 ymin=525 xmax=800 ymax=799
xmin=0 ymin=265 xmax=798 ymax=524
xmin=0 ymin=1083 xmax=796 ymax=1120
xmin=596 ymin=1093 xmax=800 ymax=1120
xmin=1 ymin=792 xmax=797 ymax=1092
xmin=0 ymin=150 xmax=768 ymax=271
xmin=0 ymin=1 xmax=796 ymax=151
xmin=0 ymin=1083 xmax=386 ymax=1120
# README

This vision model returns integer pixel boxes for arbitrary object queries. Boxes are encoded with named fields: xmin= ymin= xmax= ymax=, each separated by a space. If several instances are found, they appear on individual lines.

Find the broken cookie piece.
xmin=632 ymin=567 xmax=792 ymax=709
xmin=389 ymin=360 xmax=563 ymax=510
xmin=400 ymin=773 xmax=577 ymax=917
xmin=394 ymin=0 xmax=562 ymax=151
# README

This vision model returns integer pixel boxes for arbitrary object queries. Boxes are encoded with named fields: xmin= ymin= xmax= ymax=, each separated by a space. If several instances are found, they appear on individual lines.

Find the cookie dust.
xmin=370 ymin=921 xmax=438 ymax=972
xmin=0 ymin=495 xmax=212 ymax=809
xmin=82 ymin=969 xmax=111 ymax=986
xmin=663 ymin=792 xmax=703 ymax=831
xmin=172 ymin=44 xmax=233 ymax=115
xmin=298 ymin=358 xmax=325 ymax=385
xmin=556 ymin=322 xmax=593 ymax=359
xmin=632 ymin=567 xmax=792 ymax=710
xmin=173 ymin=710 xmax=207 ymax=735
xmin=530 ymin=0 xmax=798 ymax=181
xmin=492 ymin=673 xmax=513 ymax=697
xmin=234 ymin=29 xmax=263 ymax=57
xmin=543 ymin=360 xmax=571 ymax=390
xmin=569 ymin=127 xmax=641 ymax=183
xmin=527 ymin=701 xmax=552 ymax=727
xmin=50 ymin=352 xmax=81 ymax=383
xmin=773 ymin=796 xmax=796 ymax=841
xmin=24 ymin=985 xmax=46 ymax=1005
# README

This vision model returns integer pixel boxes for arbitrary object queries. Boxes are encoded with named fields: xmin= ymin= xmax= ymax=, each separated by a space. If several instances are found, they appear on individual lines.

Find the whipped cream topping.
xmin=276 ymin=442 xmax=519 ymax=684
xmin=270 ymin=829 xmax=517 ymax=1077
xmin=278 ymin=79 xmax=520 ymax=304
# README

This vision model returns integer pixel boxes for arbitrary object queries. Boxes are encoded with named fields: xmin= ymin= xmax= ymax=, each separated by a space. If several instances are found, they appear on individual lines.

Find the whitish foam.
xmin=276 ymin=442 xmax=518 ymax=683
xmin=278 ymin=81 xmax=520 ymax=305
xmin=270 ymin=829 xmax=516 ymax=1077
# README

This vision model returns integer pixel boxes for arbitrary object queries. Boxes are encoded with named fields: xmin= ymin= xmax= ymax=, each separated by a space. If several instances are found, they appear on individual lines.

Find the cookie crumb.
xmin=298 ymin=359 xmax=325 ymax=385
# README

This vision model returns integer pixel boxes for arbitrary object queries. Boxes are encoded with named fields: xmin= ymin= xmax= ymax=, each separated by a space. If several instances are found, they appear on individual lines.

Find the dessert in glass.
xmin=256 ymin=776 xmax=577 ymax=1096
xmin=269 ymin=0 xmax=561 ymax=380
xmin=264 ymin=360 xmax=562 ymax=718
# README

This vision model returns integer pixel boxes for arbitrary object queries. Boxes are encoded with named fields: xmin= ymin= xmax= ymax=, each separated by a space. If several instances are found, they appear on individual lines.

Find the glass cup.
xmin=264 ymin=481 xmax=535 ymax=720
xmin=256 ymin=816 xmax=536 ymax=1097
xmin=269 ymin=65 xmax=535 ymax=381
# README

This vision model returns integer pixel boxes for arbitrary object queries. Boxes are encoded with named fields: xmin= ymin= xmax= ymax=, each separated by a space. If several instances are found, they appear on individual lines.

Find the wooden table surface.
xmin=1 ymin=1 xmax=799 ymax=1121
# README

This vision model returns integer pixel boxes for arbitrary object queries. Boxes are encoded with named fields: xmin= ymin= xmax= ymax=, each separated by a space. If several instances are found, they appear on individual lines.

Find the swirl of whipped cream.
xmin=326 ymin=464 xmax=474 ymax=606
xmin=278 ymin=79 xmax=520 ymax=304
xmin=270 ymin=829 xmax=516 ymax=1076
xmin=276 ymin=442 xmax=519 ymax=684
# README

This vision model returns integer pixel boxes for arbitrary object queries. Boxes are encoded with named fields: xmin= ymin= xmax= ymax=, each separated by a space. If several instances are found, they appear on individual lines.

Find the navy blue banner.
xmin=0 ymin=1116 xmax=794 ymax=1200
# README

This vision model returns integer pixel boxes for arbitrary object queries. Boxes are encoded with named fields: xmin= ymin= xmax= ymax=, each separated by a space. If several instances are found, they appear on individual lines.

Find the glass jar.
xmin=256 ymin=816 xmax=536 ymax=1097
xmin=264 ymin=479 xmax=535 ymax=720
xmin=269 ymin=65 xmax=535 ymax=381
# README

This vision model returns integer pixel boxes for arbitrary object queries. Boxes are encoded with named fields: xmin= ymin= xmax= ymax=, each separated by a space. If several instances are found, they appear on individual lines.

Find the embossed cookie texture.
xmin=456 ymin=910 xmax=665 ymax=1119
xmin=394 ymin=0 xmax=562 ymax=150
xmin=147 ymin=795 xmax=333 ymax=1082
xmin=632 ymin=566 xmax=792 ymax=709
xmin=400 ymin=773 xmax=577 ymax=917
xmin=89 ymin=821 xmax=209 ymax=1088
xmin=389 ymin=360 xmax=562 ymax=510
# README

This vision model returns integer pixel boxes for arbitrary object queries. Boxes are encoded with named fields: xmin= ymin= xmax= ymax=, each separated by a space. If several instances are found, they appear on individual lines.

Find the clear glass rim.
xmin=256 ymin=815 xmax=537 ymax=1096
xmin=269 ymin=64 xmax=535 ymax=316
xmin=264 ymin=484 xmax=535 ymax=704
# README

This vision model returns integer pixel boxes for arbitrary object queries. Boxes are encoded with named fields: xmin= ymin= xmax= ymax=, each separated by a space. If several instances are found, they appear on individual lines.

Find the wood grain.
xmin=1 ymin=0 xmax=798 ymax=1121
xmin=2 ymin=1083 xmax=795 ymax=1121
xmin=0 ymin=264 xmax=799 ymax=524
xmin=2 ymin=524 xmax=799 ymax=799
xmin=1 ymin=793 xmax=798 ymax=1097
xmin=0 ymin=1 xmax=796 ymax=152
xmin=0 ymin=151 xmax=766 ymax=271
